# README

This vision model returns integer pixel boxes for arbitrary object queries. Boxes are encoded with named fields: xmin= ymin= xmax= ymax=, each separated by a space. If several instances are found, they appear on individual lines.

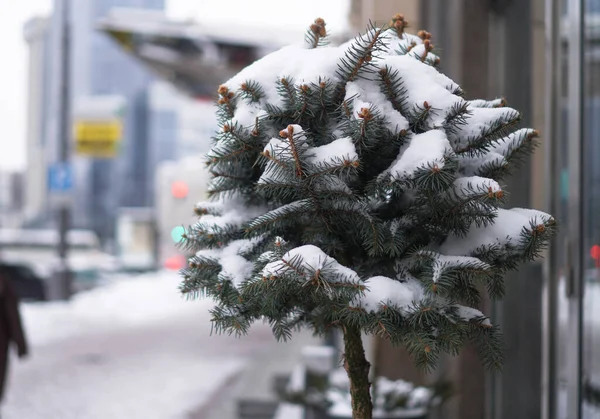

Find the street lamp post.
xmin=52 ymin=0 xmax=73 ymax=300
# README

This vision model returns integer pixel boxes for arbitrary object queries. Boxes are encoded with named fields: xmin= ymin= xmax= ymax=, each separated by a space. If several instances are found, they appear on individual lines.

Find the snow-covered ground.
xmin=2 ymin=271 xmax=278 ymax=419
xmin=20 ymin=271 xmax=214 ymax=346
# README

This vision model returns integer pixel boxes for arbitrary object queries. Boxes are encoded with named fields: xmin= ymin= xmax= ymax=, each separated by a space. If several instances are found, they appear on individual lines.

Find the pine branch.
xmin=453 ymin=109 xmax=521 ymax=155
xmin=469 ymin=324 xmax=505 ymax=371
xmin=217 ymin=85 xmax=237 ymax=119
xmin=443 ymin=102 xmax=471 ymax=135
xmin=469 ymin=98 xmax=507 ymax=108
xmin=407 ymin=101 xmax=434 ymax=133
xmin=377 ymin=66 xmax=409 ymax=116
xmin=277 ymin=76 xmax=297 ymax=110
xmin=336 ymin=22 xmax=386 ymax=83
xmin=256 ymin=178 xmax=303 ymax=200
xmin=245 ymin=199 xmax=313 ymax=235
xmin=280 ymin=125 xmax=305 ymax=177
xmin=304 ymin=18 xmax=329 ymax=49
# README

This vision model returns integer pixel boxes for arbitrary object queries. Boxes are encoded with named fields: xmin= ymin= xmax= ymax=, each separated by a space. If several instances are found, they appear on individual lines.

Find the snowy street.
xmin=0 ymin=272 xmax=283 ymax=419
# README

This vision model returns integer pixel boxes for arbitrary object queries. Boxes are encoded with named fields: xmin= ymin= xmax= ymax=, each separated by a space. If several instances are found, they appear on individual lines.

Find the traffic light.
xmin=171 ymin=181 xmax=189 ymax=199
xmin=171 ymin=225 xmax=186 ymax=243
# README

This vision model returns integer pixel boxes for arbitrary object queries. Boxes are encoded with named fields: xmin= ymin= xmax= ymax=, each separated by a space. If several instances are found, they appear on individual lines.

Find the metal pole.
xmin=566 ymin=0 xmax=585 ymax=416
xmin=541 ymin=0 xmax=561 ymax=417
xmin=54 ymin=0 xmax=72 ymax=300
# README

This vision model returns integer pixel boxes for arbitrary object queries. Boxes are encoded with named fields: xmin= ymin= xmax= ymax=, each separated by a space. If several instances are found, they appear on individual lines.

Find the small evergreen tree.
xmin=179 ymin=14 xmax=555 ymax=419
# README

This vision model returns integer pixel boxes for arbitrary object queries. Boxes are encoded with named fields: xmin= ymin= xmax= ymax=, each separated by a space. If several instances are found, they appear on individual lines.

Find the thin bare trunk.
xmin=343 ymin=325 xmax=373 ymax=419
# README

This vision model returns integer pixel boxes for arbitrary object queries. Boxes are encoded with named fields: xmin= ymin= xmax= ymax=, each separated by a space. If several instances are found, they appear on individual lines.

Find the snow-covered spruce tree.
xmin=179 ymin=15 xmax=555 ymax=419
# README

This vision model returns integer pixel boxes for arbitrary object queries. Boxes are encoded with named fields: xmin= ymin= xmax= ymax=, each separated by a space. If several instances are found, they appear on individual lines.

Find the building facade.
xmin=22 ymin=17 xmax=51 ymax=226
xmin=348 ymin=0 xmax=420 ymax=31
xmin=348 ymin=1 xmax=557 ymax=419
xmin=545 ymin=1 xmax=600 ymax=418
xmin=36 ymin=0 xmax=165 ymax=248
xmin=350 ymin=1 xmax=600 ymax=418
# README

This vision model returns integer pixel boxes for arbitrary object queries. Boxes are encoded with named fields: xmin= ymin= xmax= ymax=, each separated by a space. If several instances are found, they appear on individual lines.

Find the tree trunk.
xmin=343 ymin=325 xmax=373 ymax=419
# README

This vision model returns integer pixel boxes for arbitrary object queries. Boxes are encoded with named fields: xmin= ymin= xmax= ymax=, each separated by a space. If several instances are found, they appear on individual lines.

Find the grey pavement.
xmin=1 ymin=306 xmax=314 ymax=419
xmin=196 ymin=328 xmax=321 ymax=419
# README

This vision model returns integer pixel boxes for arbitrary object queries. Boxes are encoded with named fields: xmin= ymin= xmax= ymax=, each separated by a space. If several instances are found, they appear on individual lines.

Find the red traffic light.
xmin=171 ymin=181 xmax=189 ymax=199
xmin=164 ymin=255 xmax=185 ymax=270
xmin=591 ymin=245 xmax=600 ymax=268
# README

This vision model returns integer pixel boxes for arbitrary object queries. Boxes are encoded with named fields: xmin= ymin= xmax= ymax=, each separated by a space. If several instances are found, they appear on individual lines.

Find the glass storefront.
xmin=582 ymin=2 xmax=600 ymax=416
xmin=547 ymin=0 xmax=600 ymax=417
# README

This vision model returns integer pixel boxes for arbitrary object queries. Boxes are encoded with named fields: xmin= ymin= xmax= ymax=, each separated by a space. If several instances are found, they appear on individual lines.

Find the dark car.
xmin=0 ymin=263 xmax=46 ymax=302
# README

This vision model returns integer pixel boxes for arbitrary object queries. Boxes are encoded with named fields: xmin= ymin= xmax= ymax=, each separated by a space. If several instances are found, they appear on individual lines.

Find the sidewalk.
xmin=196 ymin=329 xmax=321 ymax=419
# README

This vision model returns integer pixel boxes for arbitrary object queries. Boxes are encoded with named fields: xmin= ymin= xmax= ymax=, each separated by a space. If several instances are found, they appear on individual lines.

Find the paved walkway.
xmin=2 ymin=307 xmax=298 ymax=419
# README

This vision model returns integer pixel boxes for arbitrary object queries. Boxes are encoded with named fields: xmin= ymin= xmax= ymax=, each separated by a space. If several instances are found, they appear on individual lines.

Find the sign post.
xmin=48 ymin=162 xmax=74 ymax=204
xmin=51 ymin=0 xmax=73 ymax=301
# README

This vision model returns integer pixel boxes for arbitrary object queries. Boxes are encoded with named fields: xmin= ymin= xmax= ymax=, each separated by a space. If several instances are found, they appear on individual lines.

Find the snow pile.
xmin=301 ymin=345 xmax=336 ymax=374
xmin=440 ymin=207 xmax=553 ymax=256
xmin=458 ymin=151 xmax=506 ymax=177
xmin=381 ymin=55 xmax=465 ymax=126
xmin=468 ymin=98 xmax=505 ymax=108
xmin=307 ymin=136 xmax=358 ymax=165
xmin=449 ymin=106 xmax=519 ymax=151
xmin=455 ymin=305 xmax=492 ymax=327
xmin=274 ymin=403 xmax=304 ymax=419
xmin=225 ymin=44 xmax=345 ymax=116
xmin=353 ymin=276 xmax=417 ymax=313
xmin=197 ymin=239 xmax=258 ymax=285
xmin=21 ymin=271 xmax=213 ymax=346
xmin=327 ymin=370 xmax=435 ymax=418
xmin=345 ymin=80 xmax=408 ymax=134
xmin=262 ymin=245 xmax=362 ymax=283
xmin=386 ymin=130 xmax=453 ymax=179
xmin=489 ymin=128 xmax=537 ymax=158
xmin=452 ymin=176 xmax=502 ymax=198
xmin=419 ymin=252 xmax=491 ymax=283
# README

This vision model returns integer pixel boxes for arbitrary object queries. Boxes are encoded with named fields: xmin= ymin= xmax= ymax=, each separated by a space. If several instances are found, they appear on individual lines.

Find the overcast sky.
xmin=0 ymin=0 xmax=349 ymax=172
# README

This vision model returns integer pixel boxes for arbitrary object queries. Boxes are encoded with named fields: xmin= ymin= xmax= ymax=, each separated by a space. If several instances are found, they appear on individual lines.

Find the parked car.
xmin=0 ymin=229 xmax=118 ymax=294
xmin=0 ymin=263 xmax=46 ymax=302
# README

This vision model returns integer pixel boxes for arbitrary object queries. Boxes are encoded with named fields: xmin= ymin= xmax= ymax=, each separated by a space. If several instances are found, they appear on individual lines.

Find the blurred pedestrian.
xmin=0 ymin=267 xmax=28 ymax=412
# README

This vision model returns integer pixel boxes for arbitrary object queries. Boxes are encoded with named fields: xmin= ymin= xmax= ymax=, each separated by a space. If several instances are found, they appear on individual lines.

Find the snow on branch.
xmin=351 ymin=275 xmax=421 ymax=313
xmin=180 ymin=14 xmax=556 ymax=387
xmin=454 ymin=304 xmax=492 ymax=328
xmin=261 ymin=245 xmax=363 ymax=286
xmin=385 ymin=130 xmax=453 ymax=179
xmin=440 ymin=207 xmax=555 ymax=258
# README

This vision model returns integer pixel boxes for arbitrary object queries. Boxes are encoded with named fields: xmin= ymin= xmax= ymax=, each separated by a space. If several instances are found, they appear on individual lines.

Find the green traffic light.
xmin=171 ymin=226 xmax=186 ymax=243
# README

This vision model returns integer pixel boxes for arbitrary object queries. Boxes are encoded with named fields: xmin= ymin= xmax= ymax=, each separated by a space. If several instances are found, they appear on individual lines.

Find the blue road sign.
xmin=48 ymin=163 xmax=73 ymax=192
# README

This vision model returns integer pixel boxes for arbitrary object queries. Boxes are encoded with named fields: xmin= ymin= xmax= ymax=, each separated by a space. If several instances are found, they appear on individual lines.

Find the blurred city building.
xmin=69 ymin=0 xmax=164 ymax=247
xmin=94 ymin=9 xmax=296 ymax=267
xmin=348 ymin=0 xmax=420 ymax=31
xmin=96 ymin=7 xmax=296 ymax=98
xmin=22 ymin=17 xmax=51 ymax=226
xmin=154 ymin=156 xmax=210 ymax=269
xmin=22 ymin=3 xmax=296 ymax=270
xmin=0 ymin=172 xmax=25 ymax=230
xmin=23 ymin=0 xmax=165 ymax=248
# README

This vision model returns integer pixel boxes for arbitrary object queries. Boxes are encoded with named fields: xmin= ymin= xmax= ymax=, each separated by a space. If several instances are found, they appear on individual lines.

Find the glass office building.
xmin=545 ymin=0 xmax=600 ymax=417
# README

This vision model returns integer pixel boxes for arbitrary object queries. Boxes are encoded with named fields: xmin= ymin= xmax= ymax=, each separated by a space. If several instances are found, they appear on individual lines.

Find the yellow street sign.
xmin=74 ymin=121 xmax=122 ymax=142
xmin=75 ymin=139 xmax=120 ymax=158
xmin=73 ymin=120 xmax=122 ymax=158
